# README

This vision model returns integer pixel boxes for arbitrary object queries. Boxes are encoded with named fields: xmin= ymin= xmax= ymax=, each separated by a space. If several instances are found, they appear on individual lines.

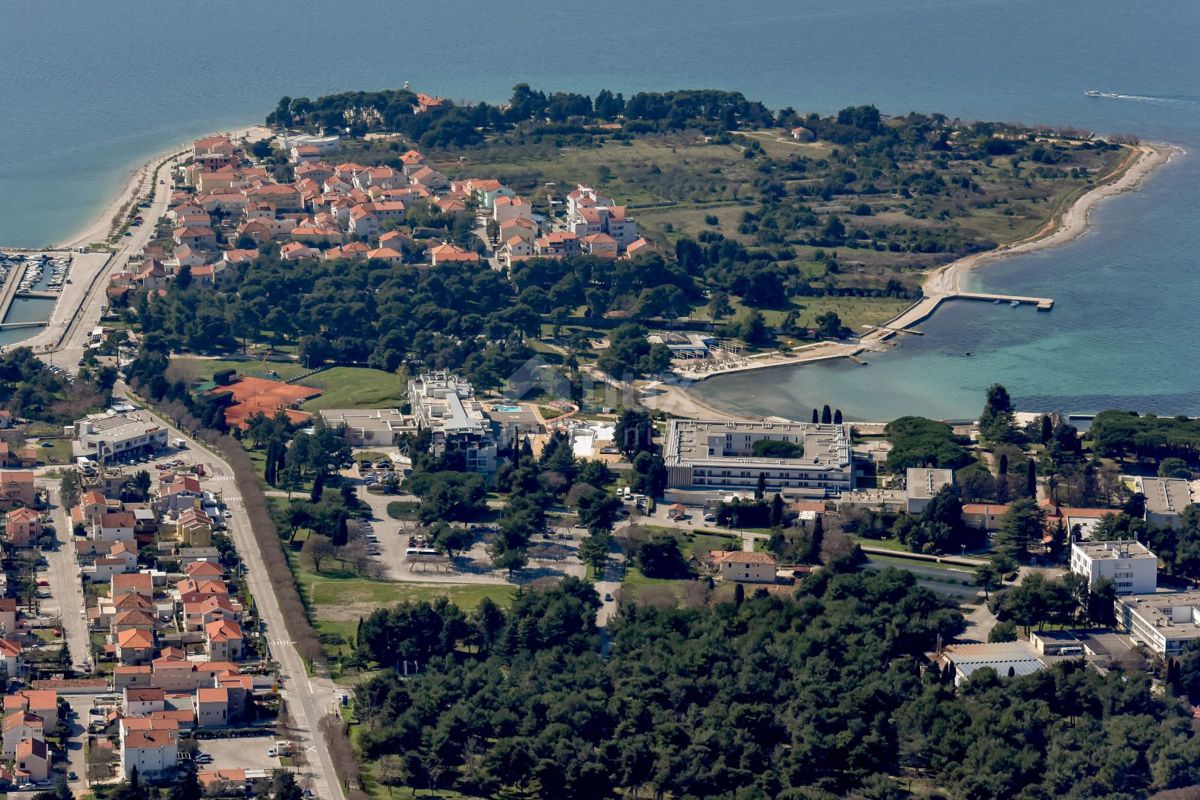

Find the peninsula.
xmin=0 ymin=85 xmax=1188 ymax=800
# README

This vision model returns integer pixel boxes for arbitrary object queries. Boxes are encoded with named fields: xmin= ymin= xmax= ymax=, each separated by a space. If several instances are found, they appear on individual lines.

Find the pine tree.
xmin=811 ymin=408 xmax=819 ymax=424
xmin=770 ymin=494 xmax=784 ymax=527
xmin=755 ymin=472 xmax=766 ymax=500
xmin=1040 ymin=414 xmax=1053 ymax=444
xmin=1026 ymin=458 xmax=1037 ymax=497
xmin=821 ymin=404 xmax=832 ymax=424
xmin=833 ymin=409 xmax=843 ymax=425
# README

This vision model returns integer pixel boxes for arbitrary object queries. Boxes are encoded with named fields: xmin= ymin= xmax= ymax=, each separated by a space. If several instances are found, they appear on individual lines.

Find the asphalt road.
xmin=115 ymin=384 xmax=344 ymax=800
xmin=38 ymin=481 xmax=91 ymax=668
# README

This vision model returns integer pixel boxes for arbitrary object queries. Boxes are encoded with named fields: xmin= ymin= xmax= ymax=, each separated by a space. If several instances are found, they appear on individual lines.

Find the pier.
xmin=15 ymin=290 xmax=60 ymax=299
xmin=954 ymin=291 xmax=1054 ymax=311
xmin=0 ymin=262 xmax=29 ymax=327
xmin=0 ymin=321 xmax=47 ymax=331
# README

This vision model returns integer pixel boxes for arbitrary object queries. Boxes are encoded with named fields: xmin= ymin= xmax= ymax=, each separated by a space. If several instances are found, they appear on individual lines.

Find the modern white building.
xmin=1069 ymin=539 xmax=1158 ymax=595
xmin=663 ymin=419 xmax=854 ymax=499
xmin=1117 ymin=591 xmax=1200 ymax=656
xmin=408 ymin=373 xmax=498 ymax=474
xmin=73 ymin=413 xmax=168 ymax=461
xmin=937 ymin=641 xmax=1046 ymax=686
xmin=319 ymin=408 xmax=412 ymax=447
xmin=905 ymin=468 xmax=955 ymax=514
xmin=1139 ymin=477 xmax=1194 ymax=529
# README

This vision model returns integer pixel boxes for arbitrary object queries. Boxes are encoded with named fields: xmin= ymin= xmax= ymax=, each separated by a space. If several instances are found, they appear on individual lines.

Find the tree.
xmin=168 ymin=759 xmax=203 ymax=800
xmin=614 ymin=408 xmax=655 ymax=458
xmin=1040 ymin=414 xmax=1053 ymax=444
xmin=973 ymin=561 xmax=1001 ymax=599
xmin=993 ymin=498 xmax=1045 ymax=562
xmin=755 ymin=472 xmax=766 ymax=500
xmin=770 ymin=494 xmax=785 ymax=528
xmin=834 ymin=409 xmax=843 ymax=425
xmin=272 ymin=771 xmax=305 ymax=800
xmin=637 ymin=536 xmax=689 ymax=578
xmin=132 ymin=469 xmax=152 ymax=502
xmin=1026 ymin=458 xmax=1037 ymax=498
xmin=979 ymin=383 xmax=1017 ymax=443
xmin=811 ymin=409 xmax=819 ymax=424
xmin=303 ymin=534 xmax=336 ymax=573
xmin=579 ymin=531 xmax=614 ymax=573
xmin=821 ymin=404 xmax=833 ymax=424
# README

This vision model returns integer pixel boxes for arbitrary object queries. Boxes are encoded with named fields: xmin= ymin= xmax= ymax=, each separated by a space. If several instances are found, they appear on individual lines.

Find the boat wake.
xmin=1086 ymin=90 xmax=1199 ymax=105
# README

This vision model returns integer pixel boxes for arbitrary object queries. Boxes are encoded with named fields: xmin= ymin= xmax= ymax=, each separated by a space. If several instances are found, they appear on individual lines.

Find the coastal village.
xmin=0 ymin=87 xmax=1197 ymax=800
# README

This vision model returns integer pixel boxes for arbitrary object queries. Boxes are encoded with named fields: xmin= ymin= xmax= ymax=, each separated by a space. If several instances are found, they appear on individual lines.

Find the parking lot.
xmin=196 ymin=735 xmax=284 ymax=772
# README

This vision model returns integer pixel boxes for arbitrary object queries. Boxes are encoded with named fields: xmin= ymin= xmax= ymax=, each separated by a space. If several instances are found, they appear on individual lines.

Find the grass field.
xmin=167 ymin=356 xmax=309 ymax=384
xmin=299 ymin=367 xmax=407 ymax=411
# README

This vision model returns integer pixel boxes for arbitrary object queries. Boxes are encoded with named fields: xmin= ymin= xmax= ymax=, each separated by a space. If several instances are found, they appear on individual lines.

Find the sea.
xmin=2 ymin=0 xmax=1198 ymax=419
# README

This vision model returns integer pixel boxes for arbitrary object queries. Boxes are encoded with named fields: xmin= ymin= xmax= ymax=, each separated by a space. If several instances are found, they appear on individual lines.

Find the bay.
xmin=2 ymin=0 xmax=1197 ymax=417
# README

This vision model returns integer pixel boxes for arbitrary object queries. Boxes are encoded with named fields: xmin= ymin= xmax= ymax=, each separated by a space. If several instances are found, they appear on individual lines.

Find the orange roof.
xmin=124 ymin=729 xmax=175 ymax=750
xmin=205 ymin=620 xmax=243 ymax=642
xmin=196 ymin=687 xmax=228 ymax=704
xmin=185 ymin=561 xmax=224 ymax=578
xmin=117 ymin=629 xmax=154 ymax=649
xmin=6 ymin=507 xmax=39 ymax=522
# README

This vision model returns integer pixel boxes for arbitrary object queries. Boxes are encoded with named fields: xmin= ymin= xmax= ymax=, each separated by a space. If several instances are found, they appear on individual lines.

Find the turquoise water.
xmin=2 ymin=0 xmax=1198 ymax=415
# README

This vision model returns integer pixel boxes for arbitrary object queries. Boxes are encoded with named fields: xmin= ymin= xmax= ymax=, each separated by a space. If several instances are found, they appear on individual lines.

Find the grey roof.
xmin=1141 ymin=477 xmax=1193 ymax=516
xmin=906 ymin=468 xmax=954 ymax=500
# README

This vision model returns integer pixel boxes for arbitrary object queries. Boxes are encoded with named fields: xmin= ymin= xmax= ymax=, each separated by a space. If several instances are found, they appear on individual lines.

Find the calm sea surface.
xmin=2 ymin=0 xmax=1198 ymax=416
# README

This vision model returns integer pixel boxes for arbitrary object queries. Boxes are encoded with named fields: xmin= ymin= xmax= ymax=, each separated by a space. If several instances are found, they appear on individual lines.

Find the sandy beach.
xmin=3 ymin=126 xmax=269 ymax=359
xmin=646 ymin=140 xmax=1182 ymax=419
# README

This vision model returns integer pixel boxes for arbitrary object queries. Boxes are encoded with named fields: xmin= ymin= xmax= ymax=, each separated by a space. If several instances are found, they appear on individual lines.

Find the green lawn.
xmin=167 ymin=356 xmax=309 ymax=384
xmin=299 ymin=367 xmax=407 ymax=411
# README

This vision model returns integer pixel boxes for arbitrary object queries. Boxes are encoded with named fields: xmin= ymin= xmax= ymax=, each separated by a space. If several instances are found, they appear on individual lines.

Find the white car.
xmin=223 ymin=510 xmax=233 ymax=519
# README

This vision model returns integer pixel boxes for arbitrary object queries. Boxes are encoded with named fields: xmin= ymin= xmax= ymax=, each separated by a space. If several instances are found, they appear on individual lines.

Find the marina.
xmin=0 ymin=250 xmax=74 ymax=343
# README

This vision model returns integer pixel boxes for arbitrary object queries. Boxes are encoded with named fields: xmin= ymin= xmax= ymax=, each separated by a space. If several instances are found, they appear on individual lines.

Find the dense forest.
xmin=350 ymin=572 xmax=1200 ymax=799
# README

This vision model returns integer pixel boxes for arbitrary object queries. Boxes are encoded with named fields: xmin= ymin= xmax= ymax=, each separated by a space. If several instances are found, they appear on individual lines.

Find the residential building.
xmin=0 ymin=599 xmax=17 ymax=637
xmin=0 ymin=471 xmax=35 ymax=509
xmin=1118 ymin=591 xmax=1200 ymax=656
xmin=124 ymin=687 xmax=166 ymax=717
xmin=1070 ymin=540 xmax=1157 ymax=595
xmin=4 ymin=507 xmax=42 ymax=547
xmin=116 ymin=629 xmax=155 ymax=666
xmin=121 ymin=725 xmax=178 ymax=779
xmin=0 ymin=639 xmax=19 ymax=675
xmin=663 ymin=420 xmax=854 ymax=499
xmin=1 ymin=712 xmax=43 ymax=757
xmin=1140 ymin=477 xmax=1193 ymax=529
xmin=905 ymin=468 xmax=955 ymax=514
xmin=4 ymin=691 xmax=57 ymax=729
xmin=14 ymin=737 xmax=49 ymax=782
xmin=408 ymin=373 xmax=499 ymax=474
xmin=713 ymin=551 xmax=777 ymax=583
xmin=205 ymin=620 xmax=245 ymax=661
xmin=429 ymin=242 xmax=480 ymax=266
xmin=193 ymin=687 xmax=229 ymax=727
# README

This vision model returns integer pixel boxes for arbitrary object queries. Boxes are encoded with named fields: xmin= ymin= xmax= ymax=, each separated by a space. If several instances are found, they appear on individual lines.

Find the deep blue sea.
xmin=2 ymin=0 xmax=1197 ymax=417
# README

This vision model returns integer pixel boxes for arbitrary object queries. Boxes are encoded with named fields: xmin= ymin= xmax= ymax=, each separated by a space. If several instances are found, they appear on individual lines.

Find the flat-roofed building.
xmin=663 ymin=419 xmax=854 ymax=499
xmin=73 ymin=413 xmax=167 ymax=461
xmin=1117 ymin=591 xmax=1200 ymax=656
xmin=408 ymin=373 xmax=498 ymax=474
xmin=905 ymin=468 xmax=955 ymax=514
xmin=318 ymin=408 xmax=412 ymax=447
xmin=1139 ymin=477 xmax=1193 ymax=529
xmin=1070 ymin=539 xmax=1157 ymax=595
xmin=937 ymin=641 xmax=1046 ymax=686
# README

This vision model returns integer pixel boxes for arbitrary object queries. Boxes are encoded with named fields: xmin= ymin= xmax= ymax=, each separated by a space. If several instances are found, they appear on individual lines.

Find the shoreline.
xmin=644 ymin=140 xmax=1182 ymax=419
xmin=2 ymin=125 xmax=269 ymax=357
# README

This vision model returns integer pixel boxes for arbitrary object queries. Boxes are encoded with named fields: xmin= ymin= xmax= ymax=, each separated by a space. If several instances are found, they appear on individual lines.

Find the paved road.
xmin=38 ymin=481 xmax=91 ymax=668
xmin=116 ymin=385 xmax=344 ymax=800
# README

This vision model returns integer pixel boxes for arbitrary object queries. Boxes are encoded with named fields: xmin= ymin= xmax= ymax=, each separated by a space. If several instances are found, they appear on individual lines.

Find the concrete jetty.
xmin=0 ymin=262 xmax=29 ymax=325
